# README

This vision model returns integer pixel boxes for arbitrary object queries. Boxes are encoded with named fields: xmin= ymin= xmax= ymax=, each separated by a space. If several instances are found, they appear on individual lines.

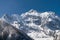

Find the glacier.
xmin=0 ymin=9 xmax=60 ymax=40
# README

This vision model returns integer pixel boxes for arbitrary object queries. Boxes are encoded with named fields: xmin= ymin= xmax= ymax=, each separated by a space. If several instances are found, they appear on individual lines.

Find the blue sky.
xmin=0 ymin=0 xmax=60 ymax=17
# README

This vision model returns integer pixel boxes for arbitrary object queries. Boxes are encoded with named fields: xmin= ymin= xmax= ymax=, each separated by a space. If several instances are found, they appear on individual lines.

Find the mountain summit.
xmin=0 ymin=9 xmax=60 ymax=40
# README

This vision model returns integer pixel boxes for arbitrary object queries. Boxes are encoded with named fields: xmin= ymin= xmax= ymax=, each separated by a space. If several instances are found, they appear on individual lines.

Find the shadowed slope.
xmin=0 ymin=19 xmax=33 ymax=40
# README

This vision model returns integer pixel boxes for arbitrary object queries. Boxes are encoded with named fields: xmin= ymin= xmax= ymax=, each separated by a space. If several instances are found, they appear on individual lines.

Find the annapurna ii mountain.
xmin=0 ymin=9 xmax=60 ymax=40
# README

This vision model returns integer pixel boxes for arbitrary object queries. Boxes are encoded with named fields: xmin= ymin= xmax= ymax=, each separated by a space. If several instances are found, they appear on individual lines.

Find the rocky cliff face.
xmin=0 ymin=19 xmax=33 ymax=40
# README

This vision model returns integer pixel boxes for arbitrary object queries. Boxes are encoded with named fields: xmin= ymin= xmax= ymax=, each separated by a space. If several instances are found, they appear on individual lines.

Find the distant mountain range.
xmin=0 ymin=9 xmax=60 ymax=40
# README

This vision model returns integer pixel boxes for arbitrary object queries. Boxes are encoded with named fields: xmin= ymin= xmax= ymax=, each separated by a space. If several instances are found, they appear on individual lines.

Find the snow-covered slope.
xmin=1 ymin=9 xmax=60 ymax=40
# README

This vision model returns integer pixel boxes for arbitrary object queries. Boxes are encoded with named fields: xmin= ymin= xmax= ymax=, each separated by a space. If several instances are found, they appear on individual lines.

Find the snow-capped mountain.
xmin=0 ymin=9 xmax=60 ymax=40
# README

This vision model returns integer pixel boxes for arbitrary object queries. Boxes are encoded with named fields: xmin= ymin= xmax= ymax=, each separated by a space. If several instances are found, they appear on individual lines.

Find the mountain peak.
xmin=21 ymin=9 xmax=39 ymax=17
xmin=28 ymin=9 xmax=37 ymax=13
